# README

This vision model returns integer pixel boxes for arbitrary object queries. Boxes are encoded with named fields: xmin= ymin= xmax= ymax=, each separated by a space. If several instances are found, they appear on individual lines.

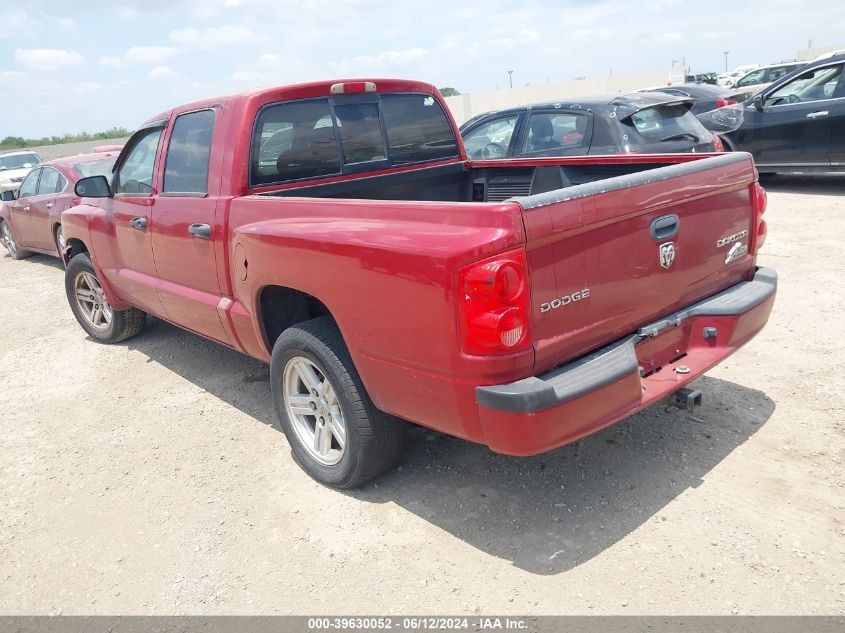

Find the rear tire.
xmin=0 ymin=219 xmax=32 ymax=260
xmin=65 ymin=253 xmax=146 ymax=343
xmin=270 ymin=316 xmax=405 ymax=488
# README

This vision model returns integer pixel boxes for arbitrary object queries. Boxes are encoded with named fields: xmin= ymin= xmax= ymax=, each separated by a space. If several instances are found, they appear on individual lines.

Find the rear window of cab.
xmin=250 ymin=93 xmax=459 ymax=187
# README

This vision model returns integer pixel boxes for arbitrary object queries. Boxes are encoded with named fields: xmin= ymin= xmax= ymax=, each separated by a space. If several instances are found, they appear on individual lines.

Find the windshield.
xmin=621 ymin=104 xmax=713 ymax=145
xmin=74 ymin=158 xmax=117 ymax=179
xmin=0 ymin=153 xmax=40 ymax=170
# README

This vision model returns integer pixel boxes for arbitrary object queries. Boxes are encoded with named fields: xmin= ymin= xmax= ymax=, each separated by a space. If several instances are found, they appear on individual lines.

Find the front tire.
xmin=54 ymin=224 xmax=68 ymax=268
xmin=65 ymin=253 xmax=146 ymax=343
xmin=0 ymin=219 xmax=32 ymax=260
xmin=270 ymin=317 xmax=404 ymax=488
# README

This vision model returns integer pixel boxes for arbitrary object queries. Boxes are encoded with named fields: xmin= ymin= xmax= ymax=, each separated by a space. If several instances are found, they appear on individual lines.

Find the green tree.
xmin=439 ymin=87 xmax=460 ymax=97
xmin=0 ymin=128 xmax=133 ymax=150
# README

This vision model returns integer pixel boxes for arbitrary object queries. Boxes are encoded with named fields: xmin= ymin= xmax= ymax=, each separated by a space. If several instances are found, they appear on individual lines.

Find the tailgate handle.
xmin=650 ymin=214 xmax=679 ymax=241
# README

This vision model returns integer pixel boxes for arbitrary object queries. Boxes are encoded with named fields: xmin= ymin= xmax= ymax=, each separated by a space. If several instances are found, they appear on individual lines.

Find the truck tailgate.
xmin=515 ymin=152 xmax=759 ymax=374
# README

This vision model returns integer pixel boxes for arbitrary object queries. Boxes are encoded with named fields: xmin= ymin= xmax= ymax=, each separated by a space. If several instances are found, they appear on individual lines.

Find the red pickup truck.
xmin=61 ymin=78 xmax=775 ymax=488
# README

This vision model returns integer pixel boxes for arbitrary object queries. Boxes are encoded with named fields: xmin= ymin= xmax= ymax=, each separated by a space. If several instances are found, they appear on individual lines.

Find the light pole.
xmin=507 ymin=70 xmax=513 ymax=89
xmin=723 ymin=51 xmax=729 ymax=72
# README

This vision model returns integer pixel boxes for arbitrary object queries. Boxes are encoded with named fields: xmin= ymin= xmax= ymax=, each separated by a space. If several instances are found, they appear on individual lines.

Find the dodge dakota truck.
xmin=60 ymin=79 xmax=775 ymax=488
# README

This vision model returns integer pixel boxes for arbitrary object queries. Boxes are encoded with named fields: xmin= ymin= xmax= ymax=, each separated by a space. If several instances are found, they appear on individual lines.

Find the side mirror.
xmin=753 ymin=95 xmax=765 ymax=112
xmin=75 ymin=175 xmax=111 ymax=198
xmin=0 ymin=190 xmax=17 ymax=202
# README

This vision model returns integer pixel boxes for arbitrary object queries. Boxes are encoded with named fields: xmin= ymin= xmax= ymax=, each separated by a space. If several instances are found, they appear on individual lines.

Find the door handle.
xmin=806 ymin=111 xmax=829 ymax=118
xmin=650 ymin=214 xmax=680 ymax=241
xmin=129 ymin=217 xmax=148 ymax=230
xmin=188 ymin=223 xmax=212 ymax=240
xmin=46 ymin=202 xmax=54 ymax=209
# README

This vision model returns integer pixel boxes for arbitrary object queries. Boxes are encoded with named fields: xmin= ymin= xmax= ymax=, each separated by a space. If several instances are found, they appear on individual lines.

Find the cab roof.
xmin=141 ymin=78 xmax=441 ymax=128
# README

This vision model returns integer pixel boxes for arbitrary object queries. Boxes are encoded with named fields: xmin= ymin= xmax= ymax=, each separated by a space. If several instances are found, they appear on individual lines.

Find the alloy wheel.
xmin=73 ymin=271 xmax=113 ymax=331
xmin=282 ymin=356 xmax=347 ymax=466
xmin=1 ymin=222 xmax=17 ymax=258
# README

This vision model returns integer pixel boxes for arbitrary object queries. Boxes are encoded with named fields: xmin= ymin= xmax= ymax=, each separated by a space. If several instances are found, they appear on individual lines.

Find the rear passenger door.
xmin=151 ymin=108 xmax=231 ymax=345
xmin=514 ymin=110 xmax=593 ymax=157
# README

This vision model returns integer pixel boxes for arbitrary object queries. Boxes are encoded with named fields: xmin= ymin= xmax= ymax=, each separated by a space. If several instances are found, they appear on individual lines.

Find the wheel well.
xmin=259 ymin=286 xmax=332 ymax=350
xmin=65 ymin=238 xmax=89 ymax=262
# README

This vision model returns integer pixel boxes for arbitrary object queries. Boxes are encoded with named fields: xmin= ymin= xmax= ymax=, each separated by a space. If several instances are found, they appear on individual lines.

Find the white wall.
xmin=797 ymin=44 xmax=845 ymax=61
xmin=444 ymin=67 xmax=679 ymax=124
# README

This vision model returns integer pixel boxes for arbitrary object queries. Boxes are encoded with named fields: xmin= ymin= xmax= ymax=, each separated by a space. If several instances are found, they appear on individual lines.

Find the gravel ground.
xmin=1 ymin=174 xmax=843 ymax=615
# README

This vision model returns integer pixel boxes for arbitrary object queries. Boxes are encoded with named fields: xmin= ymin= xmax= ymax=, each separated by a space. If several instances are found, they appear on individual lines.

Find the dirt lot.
xmin=1 ymin=175 xmax=843 ymax=615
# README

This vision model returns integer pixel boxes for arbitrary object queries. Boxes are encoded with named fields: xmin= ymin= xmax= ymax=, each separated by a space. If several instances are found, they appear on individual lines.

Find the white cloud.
xmin=258 ymin=53 xmax=281 ymax=68
xmin=147 ymin=66 xmax=176 ymax=79
xmin=112 ymin=6 xmax=142 ymax=19
xmin=356 ymin=47 xmax=427 ymax=65
xmin=14 ymin=48 xmax=84 ymax=71
xmin=126 ymin=46 xmax=179 ymax=64
xmin=170 ymin=25 xmax=263 ymax=47
xmin=232 ymin=70 xmax=266 ymax=83
xmin=658 ymin=32 xmax=683 ymax=41
xmin=75 ymin=82 xmax=102 ymax=95
xmin=99 ymin=56 xmax=124 ymax=68
xmin=99 ymin=46 xmax=178 ymax=68
xmin=0 ymin=70 xmax=26 ymax=80
xmin=567 ymin=28 xmax=610 ymax=40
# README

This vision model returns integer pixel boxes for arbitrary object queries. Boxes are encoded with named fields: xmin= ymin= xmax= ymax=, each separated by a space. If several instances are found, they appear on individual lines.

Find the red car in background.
xmin=92 ymin=144 xmax=124 ymax=153
xmin=0 ymin=152 xmax=117 ymax=262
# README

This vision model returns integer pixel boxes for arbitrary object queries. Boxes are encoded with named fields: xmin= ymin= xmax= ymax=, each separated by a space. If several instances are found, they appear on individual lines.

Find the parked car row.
xmin=0 ymin=151 xmax=119 ymax=261
xmin=459 ymin=51 xmax=845 ymax=174
xmin=460 ymin=91 xmax=723 ymax=161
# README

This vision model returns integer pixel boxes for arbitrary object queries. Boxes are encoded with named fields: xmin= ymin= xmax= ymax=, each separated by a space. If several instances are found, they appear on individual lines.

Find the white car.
xmin=731 ymin=61 xmax=805 ymax=99
xmin=717 ymin=64 xmax=760 ymax=87
xmin=0 ymin=150 xmax=42 ymax=193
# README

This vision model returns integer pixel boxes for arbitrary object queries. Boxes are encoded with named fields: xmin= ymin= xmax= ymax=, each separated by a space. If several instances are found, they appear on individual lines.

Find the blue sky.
xmin=1 ymin=0 xmax=843 ymax=138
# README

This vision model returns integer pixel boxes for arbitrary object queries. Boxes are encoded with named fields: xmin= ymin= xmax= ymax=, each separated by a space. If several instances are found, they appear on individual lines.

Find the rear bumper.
xmin=475 ymin=267 xmax=777 ymax=455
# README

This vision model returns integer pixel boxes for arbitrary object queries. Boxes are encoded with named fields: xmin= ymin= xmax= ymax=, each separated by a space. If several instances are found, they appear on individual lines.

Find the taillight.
xmin=715 ymin=98 xmax=738 ymax=108
xmin=751 ymin=182 xmax=767 ymax=253
xmin=712 ymin=136 xmax=725 ymax=152
xmin=458 ymin=249 xmax=531 ymax=355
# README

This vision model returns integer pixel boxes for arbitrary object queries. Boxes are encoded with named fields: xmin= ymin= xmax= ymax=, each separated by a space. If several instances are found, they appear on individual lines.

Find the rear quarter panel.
xmin=226 ymin=196 xmax=529 ymax=439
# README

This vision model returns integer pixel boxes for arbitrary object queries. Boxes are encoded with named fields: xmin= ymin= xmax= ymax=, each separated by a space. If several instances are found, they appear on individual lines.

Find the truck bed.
xmin=256 ymin=154 xmax=719 ymax=203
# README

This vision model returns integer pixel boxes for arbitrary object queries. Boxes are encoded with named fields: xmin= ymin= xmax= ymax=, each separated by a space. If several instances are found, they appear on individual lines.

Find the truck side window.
xmin=116 ymin=128 xmax=163 ymax=195
xmin=252 ymin=99 xmax=341 ymax=186
xmin=163 ymin=109 xmax=215 ymax=195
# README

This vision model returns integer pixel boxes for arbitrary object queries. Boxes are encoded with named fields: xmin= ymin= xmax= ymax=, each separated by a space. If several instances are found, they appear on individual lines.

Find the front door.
xmin=739 ymin=62 xmax=844 ymax=169
xmin=104 ymin=125 xmax=167 ymax=315
xmin=9 ymin=168 xmax=41 ymax=247
xmin=151 ymin=108 xmax=230 ymax=344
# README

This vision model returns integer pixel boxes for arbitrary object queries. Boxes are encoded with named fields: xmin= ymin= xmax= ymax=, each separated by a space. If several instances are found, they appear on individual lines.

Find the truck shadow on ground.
xmin=128 ymin=317 xmax=775 ymax=576
xmin=12 ymin=253 xmax=64 ymax=270
xmin=759 ymin=173 xmax=845 ymax=196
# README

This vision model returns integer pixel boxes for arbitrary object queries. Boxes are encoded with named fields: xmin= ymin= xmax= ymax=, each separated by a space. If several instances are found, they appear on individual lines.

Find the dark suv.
xmin=459 ymin=92 xmax=719 ymax=160
xmin=723 ymin=52 xmax=845 ymax=173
